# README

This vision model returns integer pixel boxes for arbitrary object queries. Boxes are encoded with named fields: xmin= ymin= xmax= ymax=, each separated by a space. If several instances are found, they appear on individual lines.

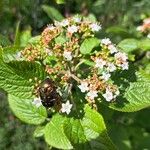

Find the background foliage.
xmin=0 ymin=0 xmax=150 ymax=149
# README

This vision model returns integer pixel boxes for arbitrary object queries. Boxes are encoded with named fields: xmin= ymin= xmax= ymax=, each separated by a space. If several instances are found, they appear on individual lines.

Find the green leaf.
xmin=0 ymin=60 xmax=47 ymax=124
xmin=44 ymin=106 xmax=116 ymax=150
xmin=139 ymin=39 xmax=150 ymax=51
xmin=20 ymin=29 xmax=32 ymax=47
xmin=2 ymin=46 xmax=21 ymax=63
xmin=82 ymin=105 xmax=116 ymax=150
xmin=34 ymin=126 xmax=45 ymax=138
xmin=9 ymin=95 xmax=47 ymax=125
xmin=42 ymin=5 xmax=64 ymax=21
xmin=56 ymin=0 xmax=65 ymax=4
xmin=80 ymin=38 xmax=100 ymax=54
xmin=118 ymin=39 xmax=139 ymax=53
xmin=106 ymin=26 xmax=131 ymax=38
xmin=44 ymin=114 xmax=73 ymax=150
xmin=109 ymin=82 xmax=150 ymax=112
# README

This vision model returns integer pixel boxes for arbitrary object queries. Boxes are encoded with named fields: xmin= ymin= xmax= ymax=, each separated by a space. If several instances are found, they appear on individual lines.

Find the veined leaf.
xmin=44 ymin=106 xmax=116 ymax=150
xmin=44 ymin=114 xmax=73 ymax=150
xmin=109 ymin=82 xmax=150 ymax=112
xmin=0 ymin=59 xmax=47 ymax=124
xmin=42 ymin=5 xmax=64 ymax=21
xmin=80 ymin=38 xmax=100 ymax=54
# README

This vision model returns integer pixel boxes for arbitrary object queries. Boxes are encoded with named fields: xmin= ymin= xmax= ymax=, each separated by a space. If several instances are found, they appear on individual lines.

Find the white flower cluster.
xmin=78 ymin=38 xmax=129 ymax=102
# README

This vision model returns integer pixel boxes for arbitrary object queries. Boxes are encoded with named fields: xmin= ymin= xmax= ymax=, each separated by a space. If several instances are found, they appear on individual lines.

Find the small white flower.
xmin=32 ymin=97 xmax=42 ymax=108
xmin=90 ymin=23 xmax=101 ymax=32
xmin=102 ymin=72 xmax=111 ymax=81
xmin=147 ymin=33 xmax=150 ymax=38
xmin=67 ymin=25 xmax=78 ymax=33
xmin=103 ymin=89 xmax=113 ymax=102
xmin=115 ymin=52 xmax=128 ymax=62
xmin=87 ymin=90 xmax=98 ymax=100
xmin=95 ymin=58 xmax=106 ymax=69
xmin=60 ymin=19 xmax=70 ymax=27
xmin=136 ymin=26 xmax=143 ymax=31
xmin=47 ymin=25 xmax=55 ymax=30
xmin=121 ymin=62 xmax=129 ymax=70
xmin=16 ymin=52 xmax=22 ymax=60
xmin=45 ymin=48 xmax=53 ymax=56
xmin=63 ymin=51 xmax=72 ymax=61
xmin=107 ymin=63 xmax=116 ymax=72
xmin=61 ymin=101 xmax=73 ymax=115
xmin=101 ymin=38 xmax=111 ymax=45
xmin=108 ymin=44 xmax=118 ymax=54
xmin=78 ymin=82 xmax=89 ymax=93
xmin=73 ymin=17 xmax=81 ymax=23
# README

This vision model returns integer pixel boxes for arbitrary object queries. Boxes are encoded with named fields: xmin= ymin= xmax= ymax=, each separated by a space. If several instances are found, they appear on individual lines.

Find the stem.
xmin=59 ymin=70 xmax=82 ymax=83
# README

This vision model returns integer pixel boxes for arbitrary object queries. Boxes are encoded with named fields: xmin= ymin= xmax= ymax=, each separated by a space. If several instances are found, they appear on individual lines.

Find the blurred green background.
xmin=0 ymin=0 xmax=150 ymax=149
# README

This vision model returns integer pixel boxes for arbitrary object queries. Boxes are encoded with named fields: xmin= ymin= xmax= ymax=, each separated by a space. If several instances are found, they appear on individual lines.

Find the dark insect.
xmin=38 ymin=78 xmax=61 ymax=108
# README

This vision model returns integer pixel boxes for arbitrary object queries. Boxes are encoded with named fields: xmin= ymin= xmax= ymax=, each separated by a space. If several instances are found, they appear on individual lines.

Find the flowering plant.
xmin=0 ymin=16 xmax=150 ymax=149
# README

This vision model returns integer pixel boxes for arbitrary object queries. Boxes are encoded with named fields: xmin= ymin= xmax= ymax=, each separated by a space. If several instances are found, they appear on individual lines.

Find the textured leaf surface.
xmin=44 ymin=115 xmax=73 ymax=150
xmin=109 ymin=82 xmax=150 ymax=112
xmin=42 ymin=5 xmax=64 ymax=21
xmin=118 ymin=39 xmax=139 ymax=53
xmin=80 ymin=38 xmax=99 ymax=54
xmin=0 ymin=59 xmax=47 ymax=124
xmin=44 ymin=106 xmax=116 ymax=150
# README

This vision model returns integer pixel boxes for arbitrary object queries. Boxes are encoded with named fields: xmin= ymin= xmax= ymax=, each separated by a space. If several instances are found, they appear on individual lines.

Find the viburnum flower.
xmin=115 ymin=52 xmax=128 ymax=62
xmin=60 ymin=19 xmax=70 ymax=27
xmin=63 ymin=51 xmax=72 ymax=61
xmin=95 ymin=58 xmax=106 ymax=69
xmin=61 ymin=101 xmax=73 ymax=115
xmin=107 ymin=63 xmax=116 ymax=72
xmin=147 ymin=33 xmax=150 ymax=38
xmin=87 ymin=90 xmax=98 ymax=100
xmin=78 ymin=82 xmax=89 ymax=93
xmin=67 ymin=25 xmax=78 ymax=33
xmin=103 ymin=89 xmax=113 ymax=102
xmin=101 ymin=38 xmax=111 ymax=45
xmin=32 ymin=97 xmax=42 ymax=108
xmin=47 ymin=25 xmax=55 ymax=30
xmin=90 ymin=23 xmax=101 ymax=32
xmin=73 ymin=17 xmax=81 ymax=23
xmin=101 ymin=72 xmax=111 ymax=81
xmin=121 ymin=62 xmax=129 ymax=70
xmin=108 ymin=44 xmax=118 ymax=54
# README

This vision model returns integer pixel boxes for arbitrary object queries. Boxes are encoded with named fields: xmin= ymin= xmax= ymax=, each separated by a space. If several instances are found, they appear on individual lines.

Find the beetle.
xmin=38 ymin=78 xmax=61 ymax=108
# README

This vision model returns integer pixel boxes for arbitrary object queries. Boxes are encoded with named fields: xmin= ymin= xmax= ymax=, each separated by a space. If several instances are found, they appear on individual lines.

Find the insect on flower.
xmin=38 ymin=78 xmax=61 ymax=108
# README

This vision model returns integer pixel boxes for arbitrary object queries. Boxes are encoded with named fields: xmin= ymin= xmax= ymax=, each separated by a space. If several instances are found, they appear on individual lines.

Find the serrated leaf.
xmin=118 ymin=39 xmax=139 ymax=53
xmin=80 ymin=38 xmax=100 ymax=54
xmin=82 ymin=105 xmax=116 ymax=150
xmin=42 ymin=5 xmax=64 ymax=21
xmin=109 ymin=82 xmax=150 ymax=112
xmin=44 ymin=114 xmax=73 ymax=149
xmin=9 ymin=94 xmax=47 ymax=124
xmin=0 ymin=60 xmax=47 ymax=124
xmin=44 ymin=106 xmax=116 ymax=150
